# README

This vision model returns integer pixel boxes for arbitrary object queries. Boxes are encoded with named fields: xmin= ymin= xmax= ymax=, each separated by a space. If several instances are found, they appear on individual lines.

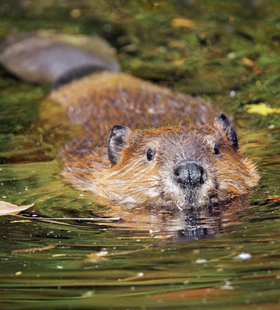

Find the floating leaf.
xmin=245 ymin=103 xmax=280 ymax=116
xmin=0 ymin=201 xmax=34 ymax=216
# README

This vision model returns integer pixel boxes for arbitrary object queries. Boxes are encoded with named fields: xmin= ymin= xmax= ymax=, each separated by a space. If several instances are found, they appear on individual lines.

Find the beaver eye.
xmin=146 ymin=149 xmax=154 ymax=161
xmin=213 ymin=144 xmax=220 ymax=155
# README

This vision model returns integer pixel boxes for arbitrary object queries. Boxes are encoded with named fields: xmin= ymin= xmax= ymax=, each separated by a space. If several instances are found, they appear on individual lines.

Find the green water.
xmin=1 ymin=1 xmax=280 ymax=309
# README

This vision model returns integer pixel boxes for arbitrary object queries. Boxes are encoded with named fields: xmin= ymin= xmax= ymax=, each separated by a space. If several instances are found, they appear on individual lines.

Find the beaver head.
xmin=65 ymin=114 xmax=259 ymax=209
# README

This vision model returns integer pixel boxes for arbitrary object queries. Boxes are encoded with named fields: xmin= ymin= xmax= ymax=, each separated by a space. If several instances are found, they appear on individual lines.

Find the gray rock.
xmin=0 ymin=30 xmax=120 ymax=85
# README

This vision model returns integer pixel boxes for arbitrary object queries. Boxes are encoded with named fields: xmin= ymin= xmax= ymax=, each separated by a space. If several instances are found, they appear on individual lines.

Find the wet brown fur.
xmin=49 ymin=71 xmax=259 ymax=209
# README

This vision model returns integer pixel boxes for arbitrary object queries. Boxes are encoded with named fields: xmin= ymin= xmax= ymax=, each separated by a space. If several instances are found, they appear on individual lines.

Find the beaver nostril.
xmin=174 ymin=160 xmax=205 ymax=187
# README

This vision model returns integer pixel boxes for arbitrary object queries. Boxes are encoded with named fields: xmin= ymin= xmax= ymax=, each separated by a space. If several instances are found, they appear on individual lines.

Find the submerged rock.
xmin=0 ymin=30 xmax=120 ymax=85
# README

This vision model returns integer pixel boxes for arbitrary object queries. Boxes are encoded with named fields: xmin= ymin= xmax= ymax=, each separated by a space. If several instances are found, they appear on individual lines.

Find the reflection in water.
xmin=86 ymin=194 xmax=252 ymax=242
xmin=18 ymin=192 xmax=253 ymax=243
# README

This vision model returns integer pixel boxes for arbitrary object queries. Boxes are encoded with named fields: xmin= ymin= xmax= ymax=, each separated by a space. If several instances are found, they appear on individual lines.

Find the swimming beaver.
xmin=0 ymin=32 xmax=259 ymax=210
xmin=51 ymin=71 xmax=259 ymax=210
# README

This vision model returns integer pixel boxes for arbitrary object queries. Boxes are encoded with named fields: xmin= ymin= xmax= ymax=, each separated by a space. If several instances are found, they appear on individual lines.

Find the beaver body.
xmin=0 ymin=32 xmax=259 ymax=210
xmin=48 ymin=71 xmax=259 ymax=210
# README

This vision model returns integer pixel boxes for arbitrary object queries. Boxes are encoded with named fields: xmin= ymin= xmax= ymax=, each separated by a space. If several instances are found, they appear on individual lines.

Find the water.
xmin=1 ymin=1 xmax=280 ymax=309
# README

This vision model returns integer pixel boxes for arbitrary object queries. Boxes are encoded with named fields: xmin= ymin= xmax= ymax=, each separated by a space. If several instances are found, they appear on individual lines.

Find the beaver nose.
xmin=174 ymin=160 xmax=205 ymax=187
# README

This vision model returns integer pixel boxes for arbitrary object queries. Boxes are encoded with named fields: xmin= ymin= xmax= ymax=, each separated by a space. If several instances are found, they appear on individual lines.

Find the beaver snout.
xmin=173 ymin=160 xmax=205 ymax=188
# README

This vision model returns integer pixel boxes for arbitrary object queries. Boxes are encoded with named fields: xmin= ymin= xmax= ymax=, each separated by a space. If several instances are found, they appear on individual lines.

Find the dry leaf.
xmin=171 ymin=18 xmax=195 ymax=28
xmin=246 ymin=103 xmax=280 ymax=116
xmin=0 ymin=201 xmax=34 ymax=216
xmin=241 ymin=57 xmax=259 ymax=72
xmin=241 ymin=57 xmax=255 ymax=67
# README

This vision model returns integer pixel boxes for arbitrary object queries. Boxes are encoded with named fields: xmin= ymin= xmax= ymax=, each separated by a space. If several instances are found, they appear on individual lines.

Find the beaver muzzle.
xmin=173 ymin=160 xmax=205 ymax=189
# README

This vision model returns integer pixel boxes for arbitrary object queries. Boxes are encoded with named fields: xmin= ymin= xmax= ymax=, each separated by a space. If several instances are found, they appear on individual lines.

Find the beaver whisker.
xmin=117 ymin=180 xmax=159 ymax=187
xmin=143 ymin=191 xmax=165 ymax=209
xmin=204 ymin=194 xmax=212 ymax=206
xmin=220 ymin=179 xmax=248 ymax=185
xmin=121 ymin=184 xmax=162 ymax=199
xmin=213 ymin=161 xmax=247 ymax=173
xmin=215 ymin=167 xmax=250 ymax=179
xmin=219 ymin=176 xmax=255 ymax=189
xmin=129 ymin=179 xmax=160 ymax=185
xmin=213 ymin=188 xmax=234 ymax=203
xmin=130 ymin=184 xmax=162 ymax=193
xmin=213 ymin=165 xmax=237 ymax=173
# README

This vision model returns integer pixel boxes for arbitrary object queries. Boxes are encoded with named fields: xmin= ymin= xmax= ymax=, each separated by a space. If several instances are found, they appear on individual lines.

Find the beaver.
xmin=0 ymin=31 xmax=259 ymax=210
xmin=50 ymin=71 xmax=259 ymax=209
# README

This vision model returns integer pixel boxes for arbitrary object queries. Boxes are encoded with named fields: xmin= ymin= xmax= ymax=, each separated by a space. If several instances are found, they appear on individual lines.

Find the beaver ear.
xmin=216 ymin=114 xmax=238 ymax=151
xmin=108 ymin=125 xmax=131 ymax=165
